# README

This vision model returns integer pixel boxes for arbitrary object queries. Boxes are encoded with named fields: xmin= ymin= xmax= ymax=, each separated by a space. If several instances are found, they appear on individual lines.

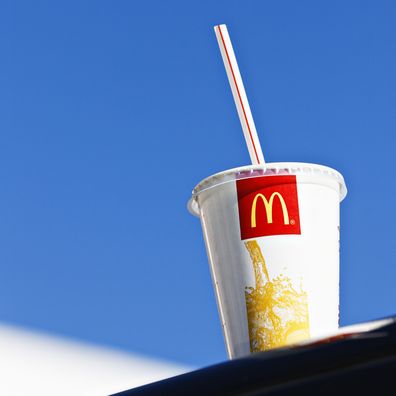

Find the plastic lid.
xmin=188 ymin=162 xmax=347 ymax=216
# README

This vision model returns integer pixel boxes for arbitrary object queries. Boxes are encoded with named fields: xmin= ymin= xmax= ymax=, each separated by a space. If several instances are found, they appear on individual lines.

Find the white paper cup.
xmin=188 ymin=163 xmax=347 ymax=359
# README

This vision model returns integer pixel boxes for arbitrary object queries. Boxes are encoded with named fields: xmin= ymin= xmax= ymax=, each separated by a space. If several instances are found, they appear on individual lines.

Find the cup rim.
xmin=188 ymin=162 xmax=347 ymax=216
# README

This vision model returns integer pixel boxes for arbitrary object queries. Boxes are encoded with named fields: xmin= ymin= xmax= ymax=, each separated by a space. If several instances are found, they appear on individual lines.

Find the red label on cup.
xmin=236 ymin=175 xmax=301 ymax=240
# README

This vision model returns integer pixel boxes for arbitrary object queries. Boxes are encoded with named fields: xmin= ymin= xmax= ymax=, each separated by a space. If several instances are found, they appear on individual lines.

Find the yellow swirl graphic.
xmin=244 ymin=240 xmax=310 ymax=352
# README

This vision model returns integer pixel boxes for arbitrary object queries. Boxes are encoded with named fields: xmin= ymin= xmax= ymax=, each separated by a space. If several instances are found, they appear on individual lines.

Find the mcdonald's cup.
xmin=188 ymin=163 xmax=347 ymax=358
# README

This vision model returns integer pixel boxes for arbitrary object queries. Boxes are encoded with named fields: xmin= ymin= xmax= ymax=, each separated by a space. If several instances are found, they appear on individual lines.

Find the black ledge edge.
xmin=111 ymin=316 xmax=396 ymax=396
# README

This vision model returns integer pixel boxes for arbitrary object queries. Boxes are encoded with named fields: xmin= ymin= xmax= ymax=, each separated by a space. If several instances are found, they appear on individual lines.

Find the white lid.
xmin=188 ymin=162 xmax=347 ymax=216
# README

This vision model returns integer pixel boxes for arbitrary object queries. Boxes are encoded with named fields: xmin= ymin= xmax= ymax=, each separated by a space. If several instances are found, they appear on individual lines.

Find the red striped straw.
xmin=214 ymin=24 xmax=265 ymax=165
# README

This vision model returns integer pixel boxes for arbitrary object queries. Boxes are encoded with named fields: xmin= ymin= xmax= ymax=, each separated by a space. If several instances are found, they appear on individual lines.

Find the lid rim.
xmin=189 ymin=162 xmax=347 ymax=216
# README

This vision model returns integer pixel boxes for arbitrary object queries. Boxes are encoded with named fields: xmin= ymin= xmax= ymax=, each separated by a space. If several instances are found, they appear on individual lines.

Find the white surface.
xmin=0 ymin=323 xmax=189 ymax=396
xmin=304 ymin=317 xmax=395 ymax=343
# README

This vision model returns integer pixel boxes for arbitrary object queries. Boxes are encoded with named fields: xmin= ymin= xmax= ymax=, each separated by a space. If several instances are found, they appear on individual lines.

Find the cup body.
xmin=189 ymin=163 xmax=347 ymax=359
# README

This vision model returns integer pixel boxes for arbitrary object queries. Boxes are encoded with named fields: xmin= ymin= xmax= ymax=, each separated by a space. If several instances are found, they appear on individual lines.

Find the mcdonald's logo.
xmin=237 ymin=175 xmax=301 ymax=239
xmin=251 ymin=192 xmax=290 ymax=227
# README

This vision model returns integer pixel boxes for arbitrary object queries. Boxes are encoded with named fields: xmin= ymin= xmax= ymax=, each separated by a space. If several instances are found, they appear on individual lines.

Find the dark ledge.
xmin=112 ymin=317 xmax=396 ymax=396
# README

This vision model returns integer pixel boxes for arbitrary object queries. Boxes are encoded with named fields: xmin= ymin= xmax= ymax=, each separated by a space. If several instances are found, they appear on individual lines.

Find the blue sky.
xmin=0 ymin=0 xmax=395 ymax=367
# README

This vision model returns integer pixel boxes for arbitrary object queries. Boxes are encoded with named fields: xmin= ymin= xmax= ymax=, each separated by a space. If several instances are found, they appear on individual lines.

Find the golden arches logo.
xmin=251 ymin=192 xmax=290 ymax=228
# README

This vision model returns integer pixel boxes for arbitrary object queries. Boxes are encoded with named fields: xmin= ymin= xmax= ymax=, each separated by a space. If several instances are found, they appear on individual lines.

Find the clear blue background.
xmin=0 ymin=0 xmax=395 ymax=367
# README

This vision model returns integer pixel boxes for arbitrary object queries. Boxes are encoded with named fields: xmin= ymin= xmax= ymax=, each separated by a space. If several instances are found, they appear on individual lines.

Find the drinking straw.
xmin=214 ymin=24 xmax=265 ymax=165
